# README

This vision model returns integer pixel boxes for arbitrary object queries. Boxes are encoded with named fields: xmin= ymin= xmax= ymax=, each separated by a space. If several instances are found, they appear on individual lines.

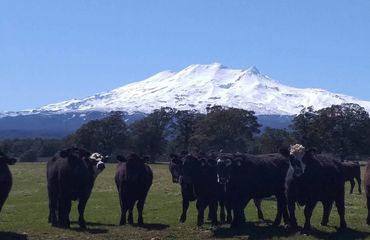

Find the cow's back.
xmin=116 ymin=162 xmax=153 ymax=200
xmin=47 ymin=155 xmax=91 ymax=199
xmin=304 ymin=155 xmax=345 ymax=200
xmin=236 ymin=153 xmax=290 ymax=198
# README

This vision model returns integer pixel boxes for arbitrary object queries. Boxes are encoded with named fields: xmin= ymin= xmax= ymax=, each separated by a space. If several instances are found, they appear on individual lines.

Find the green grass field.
xmin=1 ymin=162 xmax=370 ymax=240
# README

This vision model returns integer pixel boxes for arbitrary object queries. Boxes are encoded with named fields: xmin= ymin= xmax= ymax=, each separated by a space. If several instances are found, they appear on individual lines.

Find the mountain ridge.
xmin=2 ymin=63 xmax=370 ymax=117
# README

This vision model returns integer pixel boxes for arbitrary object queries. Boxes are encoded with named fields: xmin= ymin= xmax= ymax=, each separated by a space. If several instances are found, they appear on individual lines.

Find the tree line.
xmin=1 ymin=103 xmax=370 ymax=162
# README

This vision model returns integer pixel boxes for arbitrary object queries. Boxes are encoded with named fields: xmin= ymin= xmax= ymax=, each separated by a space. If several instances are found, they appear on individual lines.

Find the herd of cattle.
xmin=0 ymin=144 xmax=368 ymax=234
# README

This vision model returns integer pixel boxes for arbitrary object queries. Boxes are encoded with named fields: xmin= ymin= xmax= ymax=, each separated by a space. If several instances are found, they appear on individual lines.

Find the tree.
xmin=171 ymin=110 xmax=204 ymax=153
xmin=291 ymin=103 xmax=370 ymax=159
xmin=190 ymin=106 xmax=260 ymax=153
xmin=69 ymin=112 xmax=128 ymax=155
xmin=129 ymin=107 xmax=175 ymax=161
xmin=291 ymin=106 xmax=320 ymax=148
xmin=255 ymin=127 xmax=295 ymax=154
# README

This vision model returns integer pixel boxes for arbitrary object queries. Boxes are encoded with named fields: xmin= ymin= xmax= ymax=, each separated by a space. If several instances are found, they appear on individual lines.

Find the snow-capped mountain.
xmin=4 ymin=63 xmax=370 ymax=116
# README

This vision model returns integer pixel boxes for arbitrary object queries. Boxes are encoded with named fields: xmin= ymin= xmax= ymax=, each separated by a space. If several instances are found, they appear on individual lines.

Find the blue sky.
xmin=1 ymin=0 xmax=369 ymax=111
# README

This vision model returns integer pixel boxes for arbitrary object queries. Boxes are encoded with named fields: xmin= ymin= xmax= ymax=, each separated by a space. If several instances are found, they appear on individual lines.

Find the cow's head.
xmin=169 ymin=154 xmax=182 ymax=183
xmin=117 ymin=153 xmax=147 ymax=182
xmin=0 ymin=152 xmax=17 ymax=165
xmin=301 ymin=148 xmax=317 ymax=165
xmin=216 ymin=154 xmax=234 ymax=184
xmin=290 ymin=144 xmax=306 ymax=173
xmin=89 ymin=152 xmax=106 ymax=177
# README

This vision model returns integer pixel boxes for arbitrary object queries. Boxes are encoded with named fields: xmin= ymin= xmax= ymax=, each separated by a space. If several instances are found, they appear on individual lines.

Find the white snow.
xmin=2 ymin=63 xmax=370 ymax=116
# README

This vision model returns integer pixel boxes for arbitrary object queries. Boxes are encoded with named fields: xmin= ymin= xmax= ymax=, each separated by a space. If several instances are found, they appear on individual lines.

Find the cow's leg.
xmin=274 ymin=194 xmax=286 ymax=226
xmin=225 ymin=197 xmax=232 ymax=224
xmin=58 ymin=197 xmax=71 ymax=228
xmin=321 ymin=201 xmax=332 ymax=226
xmin=349 ymin=179 xmax=355 ymax=194
xmin=128 ymin=200 xmax=135 ymax=225
xmin=253 ymin=198 xmax=264 ymax=221
xmin=196 ymin=199 xmax=206 ymax=226
xmin=48 ymin=196 xmax=57 ymax=226
xmin=77 ymin=196 xmax=89 ymax=229
xmin=219 ymin=198 xmax=226 ymax=224
xmin=226 ymin=207 xmax=232 ymax=224
xmin=47 ymin=184 xmax=58 ymax=226
xmin=367 ymin=196 xmax=370 ymax=225
xmin=287 ymin=191 xmax=297 ymax=229
xmin=356 ymin=176 xmax=362 ymax=194
xmin=335 ymin=194 xmax=347 ymax=229
xmin=302 ymin=201 xmax=316 ymax=233
xmin=137 ymin=197 xmax=146 ymax=225
xmin=180 ymin=198 xmax=190 ymax=223
xmin=209 ymin=199 xmax=218 ymax=226
xmin=231 ymin=197 xmax=249 ymax=227
xmin=119 ymin=196 xmax=128 ymax=225
xmin=241 ymin=198 xmax=249 ymax=223
xmin=0 ymin=194 xmax=8 ymax=214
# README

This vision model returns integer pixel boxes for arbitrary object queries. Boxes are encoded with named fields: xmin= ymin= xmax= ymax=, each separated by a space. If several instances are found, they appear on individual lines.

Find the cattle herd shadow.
xmin=70 ymin=221 xmax=116 ymax=227
xmin=0 ymin=231 xmax=28 ymax=240
xmin=68 ymin=221 xmax=169 ymax=233
xmin=69 ymin=227 xmax=109 ymax=234
xmin=212 ymin=222 xmax=370 ymax=240
xmin=212 ymin=223 xmax=296 ymax=240
xmin=307 ymin=227 xmax=370 ymax=240
xmin=135 ymin=223 xmax=169 ymax=230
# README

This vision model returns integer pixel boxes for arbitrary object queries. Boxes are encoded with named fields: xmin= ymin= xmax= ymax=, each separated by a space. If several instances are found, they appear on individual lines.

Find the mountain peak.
xmin=246 ymin=66 xmax=260 ymax=75
xmin=3 ymin=63 xmax=370 ymax=117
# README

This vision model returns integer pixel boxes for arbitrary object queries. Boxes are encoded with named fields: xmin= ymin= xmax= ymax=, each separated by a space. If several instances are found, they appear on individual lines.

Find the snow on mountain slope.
xmin=7 ymin=63 xmax=370 ymax=116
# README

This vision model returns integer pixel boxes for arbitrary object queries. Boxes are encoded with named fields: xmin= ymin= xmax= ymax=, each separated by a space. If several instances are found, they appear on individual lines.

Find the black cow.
xmin=47 ymin=148 xmax=107 ymax=228
xmin=285 ymin=147 xmax=347 ymax=232
xmin=365 ymin=161 xmax=370 ymax=225
xmin=0 ymin=152 xmax=16 ymax=213
xmin=169 ymin=153 xmax=197 ymax=224
xmin=216 ymin=153 xmax=264 ymax=223
xmin=216 ymin=151 xmax=291 ymax=227
xmin=171 ymin=154 xmax=219 ymax=226
xmin=115 ymin=153 xmax=153 ymax=225
xmin=342 ymin=161 xmax=361 ymax=194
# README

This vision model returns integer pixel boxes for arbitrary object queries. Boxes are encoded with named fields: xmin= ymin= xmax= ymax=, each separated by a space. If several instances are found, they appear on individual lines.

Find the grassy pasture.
xmin=1 ymin=162 xmax=370 ymax=240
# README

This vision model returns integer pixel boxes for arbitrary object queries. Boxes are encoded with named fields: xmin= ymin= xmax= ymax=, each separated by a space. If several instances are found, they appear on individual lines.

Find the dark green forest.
xmin=1 ymin=103 xmax=370 ymax=162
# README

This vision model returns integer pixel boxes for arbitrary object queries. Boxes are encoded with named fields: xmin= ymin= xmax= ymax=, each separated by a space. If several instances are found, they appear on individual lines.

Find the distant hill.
xmin=1 ymin=63 xmax=368 ymax=138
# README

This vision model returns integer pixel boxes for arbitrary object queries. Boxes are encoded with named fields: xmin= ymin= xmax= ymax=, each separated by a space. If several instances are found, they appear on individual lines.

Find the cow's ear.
xmin=8 ymin=158 xmax=17 ymax=165
xmin=117 ymin=155 xmax=127 ymax=162
xmin=171 ymin=156 xmax=182 ymax=165
xmin=103 ymin=155 xmax=111 ymax=163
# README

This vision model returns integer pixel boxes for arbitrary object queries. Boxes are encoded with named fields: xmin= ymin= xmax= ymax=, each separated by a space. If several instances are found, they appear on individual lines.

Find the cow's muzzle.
xmin=97 ymin=162 xmax=105 ymax=171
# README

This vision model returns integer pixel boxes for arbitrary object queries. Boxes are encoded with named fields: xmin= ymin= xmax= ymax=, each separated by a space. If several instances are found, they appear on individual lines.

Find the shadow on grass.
xmin=308 ymin=227 xmax=370 ymax=240
xmin=0 ymin=232 xmax=28 ymax=240
xmin=69 ymin=227 xmax=109 ymax=234
xmin=212 ymin=223 xmax=295 ymax=240
xmin=212 ymin=222 xmax=370 ymax=240
xmin=71 ymin=221 xmax=116 ymax=227
xmin=134 ymin=223 xmax=170 ymax=230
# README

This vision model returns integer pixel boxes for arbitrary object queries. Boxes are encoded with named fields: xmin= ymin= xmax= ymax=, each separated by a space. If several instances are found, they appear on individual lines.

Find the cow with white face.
xmin=285 ymin=144 xmax=347 ymax=232
xmin=289 ymin=144 xmax=306 ymax=173
xmin=47 ymin=147 xmax=108 ymax=229
xmin=89 ymin=152 xmax=106 ymax=177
